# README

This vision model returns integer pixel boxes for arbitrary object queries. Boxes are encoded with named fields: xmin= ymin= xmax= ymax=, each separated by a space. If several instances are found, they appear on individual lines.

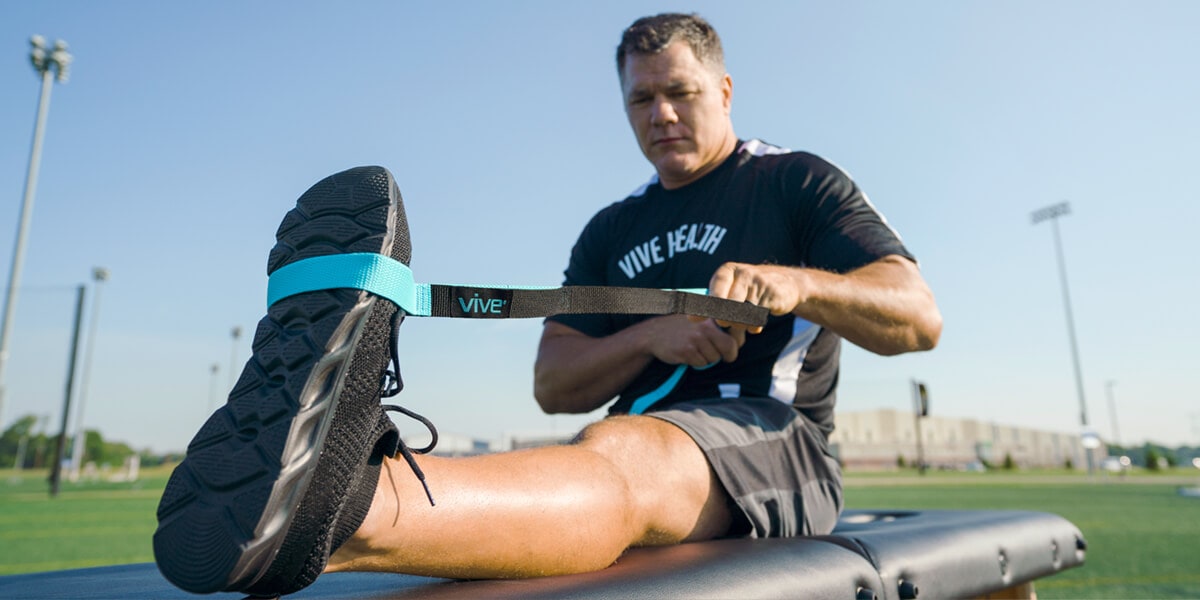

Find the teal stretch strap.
xmin=626 ymin=359 xmax=717 ymax=416
xmin=628 ymin=365 xmax=688 ymax=415
xmin=267 ymin=253 xmax=431 ymax=316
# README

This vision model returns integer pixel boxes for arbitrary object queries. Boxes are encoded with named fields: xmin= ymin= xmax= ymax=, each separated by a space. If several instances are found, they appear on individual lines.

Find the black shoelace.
xmin=380 ymin=311 xmax=438 ymax=506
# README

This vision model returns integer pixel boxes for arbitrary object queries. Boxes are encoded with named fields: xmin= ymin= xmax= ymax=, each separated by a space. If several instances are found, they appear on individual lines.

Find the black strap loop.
xmin=426 ymin=285 xmax=769 ymax=326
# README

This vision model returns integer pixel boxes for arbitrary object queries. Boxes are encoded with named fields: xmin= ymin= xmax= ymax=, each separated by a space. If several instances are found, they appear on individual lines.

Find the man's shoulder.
xmin=739 ymin=138 xmax=792 ymax=158
xmin=738 ymin=139 xmax=844 ymax=177
xmin=625 ymin=173 xmax=659 ymax=200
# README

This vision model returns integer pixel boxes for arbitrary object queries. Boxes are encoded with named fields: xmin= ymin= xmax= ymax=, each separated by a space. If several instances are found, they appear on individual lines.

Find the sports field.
xmin=2 ymin=466 xmax=1198 ymax=598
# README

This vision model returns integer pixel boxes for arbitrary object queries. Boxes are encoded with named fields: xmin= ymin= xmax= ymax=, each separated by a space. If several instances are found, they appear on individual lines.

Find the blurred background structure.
xmin=0 ymin=35 xmax=71 ymax=432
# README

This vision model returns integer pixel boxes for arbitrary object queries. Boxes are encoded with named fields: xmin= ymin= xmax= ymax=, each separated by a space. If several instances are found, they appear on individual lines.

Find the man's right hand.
xmin=640 ymin=314 xmax=744 ymax=368
xmin=534 ymin=316 xmax=744 ymax=414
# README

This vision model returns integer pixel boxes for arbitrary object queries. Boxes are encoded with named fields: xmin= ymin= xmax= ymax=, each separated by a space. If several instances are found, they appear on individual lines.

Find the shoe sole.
xmin=153 ymin=166 xmax=409 ymax=594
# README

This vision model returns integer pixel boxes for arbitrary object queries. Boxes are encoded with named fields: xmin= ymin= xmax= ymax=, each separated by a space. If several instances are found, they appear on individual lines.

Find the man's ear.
xmin=721 ymin=73 xmax=733 ymax=113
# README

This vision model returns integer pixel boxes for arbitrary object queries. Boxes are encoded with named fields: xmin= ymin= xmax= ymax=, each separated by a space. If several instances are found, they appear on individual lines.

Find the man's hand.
xmin=642 ymin=314 xmax=745 ymax=368
xmin=535 ymin=316 xmax=745 ymax=414
xmin=703 ymin=262 xmax=805 ymax=335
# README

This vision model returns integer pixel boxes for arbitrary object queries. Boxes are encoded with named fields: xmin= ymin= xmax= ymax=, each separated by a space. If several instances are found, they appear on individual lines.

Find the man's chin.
xmin=653 ymin=157 xmax=699 ymax=183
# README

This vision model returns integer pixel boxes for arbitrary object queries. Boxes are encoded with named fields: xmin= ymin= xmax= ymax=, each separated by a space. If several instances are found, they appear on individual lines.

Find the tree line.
xmin=0 ymin=413 xmax=178 ymax=470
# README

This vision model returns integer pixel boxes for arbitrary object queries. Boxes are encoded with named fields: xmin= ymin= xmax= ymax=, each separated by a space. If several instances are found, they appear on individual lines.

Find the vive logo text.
xmin=458 ymin=293 xmax=507 ymax=315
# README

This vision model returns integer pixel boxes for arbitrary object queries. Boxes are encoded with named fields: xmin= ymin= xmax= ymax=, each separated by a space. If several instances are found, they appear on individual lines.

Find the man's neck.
xmin=659 ymin=133 xmax=739 ymax=190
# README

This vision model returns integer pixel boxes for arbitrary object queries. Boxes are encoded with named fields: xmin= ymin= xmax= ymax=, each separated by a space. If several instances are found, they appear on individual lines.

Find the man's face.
xmin=622 ymin=41 xmax=734 ymax=190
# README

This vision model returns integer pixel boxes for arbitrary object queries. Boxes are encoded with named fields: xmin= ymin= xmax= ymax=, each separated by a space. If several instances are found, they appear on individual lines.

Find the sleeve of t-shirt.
xmin=784 ymin=153 xmax=915 ymax=273
xmin=544 ymin=207 xmax=619 ymax=338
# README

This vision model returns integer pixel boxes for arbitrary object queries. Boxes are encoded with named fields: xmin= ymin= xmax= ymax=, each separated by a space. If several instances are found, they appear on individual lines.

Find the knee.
xmin=573 ymin=416 xmax=632 ymax=450
xmin=572 ymin=416 xmax=729 ymax=544
xmin=572 ymin=416 xmax=679 ymax=462
xmin=572 ymin=416 xmax=707 ymax=501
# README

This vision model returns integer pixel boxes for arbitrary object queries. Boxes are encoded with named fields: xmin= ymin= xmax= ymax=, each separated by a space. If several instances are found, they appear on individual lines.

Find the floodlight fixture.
xmin=1030 ymin=201 xmax=1070 ymax=225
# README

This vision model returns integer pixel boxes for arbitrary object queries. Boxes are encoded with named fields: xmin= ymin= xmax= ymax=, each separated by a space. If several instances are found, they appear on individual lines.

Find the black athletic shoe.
xmin=153 ymin=166 xmax=426 ymax=596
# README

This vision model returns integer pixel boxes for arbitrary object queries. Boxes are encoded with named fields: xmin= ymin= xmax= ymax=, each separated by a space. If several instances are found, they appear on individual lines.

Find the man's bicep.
xmin=782 ymin=155 xmax=913 ymax=273
xmin=807 ymin=205 xmax=914 ymax=274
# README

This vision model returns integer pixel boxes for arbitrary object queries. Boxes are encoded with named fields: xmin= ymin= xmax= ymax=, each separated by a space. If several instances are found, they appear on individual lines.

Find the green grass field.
xmin=0 ymin=469 xmax=164 ymax=575
xmin=2 ymin=466 xmax=1198 ymax=598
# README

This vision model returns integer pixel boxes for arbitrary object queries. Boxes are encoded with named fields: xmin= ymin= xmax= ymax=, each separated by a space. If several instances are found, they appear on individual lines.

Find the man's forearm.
xmin=792 ymin=256 xmax=942 ymax=356
xmin=533 ymin=322 xmax=657 ymax=414
xmin=708 ymin=255 xmax=940 ymax=356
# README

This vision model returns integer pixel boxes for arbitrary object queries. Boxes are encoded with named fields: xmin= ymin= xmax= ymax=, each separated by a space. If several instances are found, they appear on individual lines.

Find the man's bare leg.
xmin=326 ymin=415 xmax=734 ymax=579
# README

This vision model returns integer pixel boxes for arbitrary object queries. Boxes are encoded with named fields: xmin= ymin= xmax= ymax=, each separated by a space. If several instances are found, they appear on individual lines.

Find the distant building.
xmin=507 ymin=433 xmax=575 ymax=450
xmin=829 ymin=409 xmax=1104 ymax=471
xmin=403 ymin=432 xmax=494 ymax=457
xmin=401 ymin=431 xmax=578 ymax=456
xmin=402 ymin=409 xmax=1104 ymax=471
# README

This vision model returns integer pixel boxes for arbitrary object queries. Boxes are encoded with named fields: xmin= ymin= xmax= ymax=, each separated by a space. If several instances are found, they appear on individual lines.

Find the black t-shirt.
xmin=549 ymin=139 xmax=913 ymax=434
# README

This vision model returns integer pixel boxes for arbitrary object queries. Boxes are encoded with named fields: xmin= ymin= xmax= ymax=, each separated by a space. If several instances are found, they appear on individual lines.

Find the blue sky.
xmin=2 ymin=2 xmax=1197 ymax=453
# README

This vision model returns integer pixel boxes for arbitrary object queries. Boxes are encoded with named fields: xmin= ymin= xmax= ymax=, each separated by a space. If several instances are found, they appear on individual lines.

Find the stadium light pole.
xmin=1105 ymin=380 xmax=1121 ymax=448
xmin=49 ymin=284 xmax=86 ymax=498
xmin=33 ymin=413 xmax=50 ymax=468
xmin=69 ymin=267 xmax=109 ymax=480
xmin=229 ymin=326 xmax=242 ymax=393
xmin=1031 ymin=202 xmax=1094 ymax=474
xmin=208 ymin=363 xmax=220 ymax=413
xmin=13 ymin=426 xmax=30 ymax=470
xmin=0 ymin=36 xmax=73 ymax=431
xmin=1192 ymin=412 xmax=1199 ymax=448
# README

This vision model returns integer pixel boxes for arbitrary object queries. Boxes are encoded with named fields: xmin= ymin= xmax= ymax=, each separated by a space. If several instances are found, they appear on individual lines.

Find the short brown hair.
xmin=616 ymin=13 xmax=725 ymax=82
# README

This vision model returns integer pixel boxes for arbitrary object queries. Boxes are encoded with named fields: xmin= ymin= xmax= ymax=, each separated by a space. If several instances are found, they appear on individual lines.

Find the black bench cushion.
xmin=0 ymin=510 xmax=1084 ymax=599
xmin=827 ymin=509 xmax=1087 ymax=600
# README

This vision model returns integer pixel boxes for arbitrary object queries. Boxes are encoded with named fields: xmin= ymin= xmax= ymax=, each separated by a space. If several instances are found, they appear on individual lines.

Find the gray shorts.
xmin=648 ymin=396 xmax=843 ymax=538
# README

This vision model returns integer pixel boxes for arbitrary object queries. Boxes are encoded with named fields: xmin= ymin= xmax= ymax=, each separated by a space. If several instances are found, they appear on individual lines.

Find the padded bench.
xmin=0 ymin=509 xmax=1085 ymax=599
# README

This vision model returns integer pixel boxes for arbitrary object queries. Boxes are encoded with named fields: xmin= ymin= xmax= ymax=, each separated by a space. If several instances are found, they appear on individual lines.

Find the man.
xmin=534 ymin=10 xmax=941 ymax=542
xmin=153 ymin=13 xmax=940 ymax=597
